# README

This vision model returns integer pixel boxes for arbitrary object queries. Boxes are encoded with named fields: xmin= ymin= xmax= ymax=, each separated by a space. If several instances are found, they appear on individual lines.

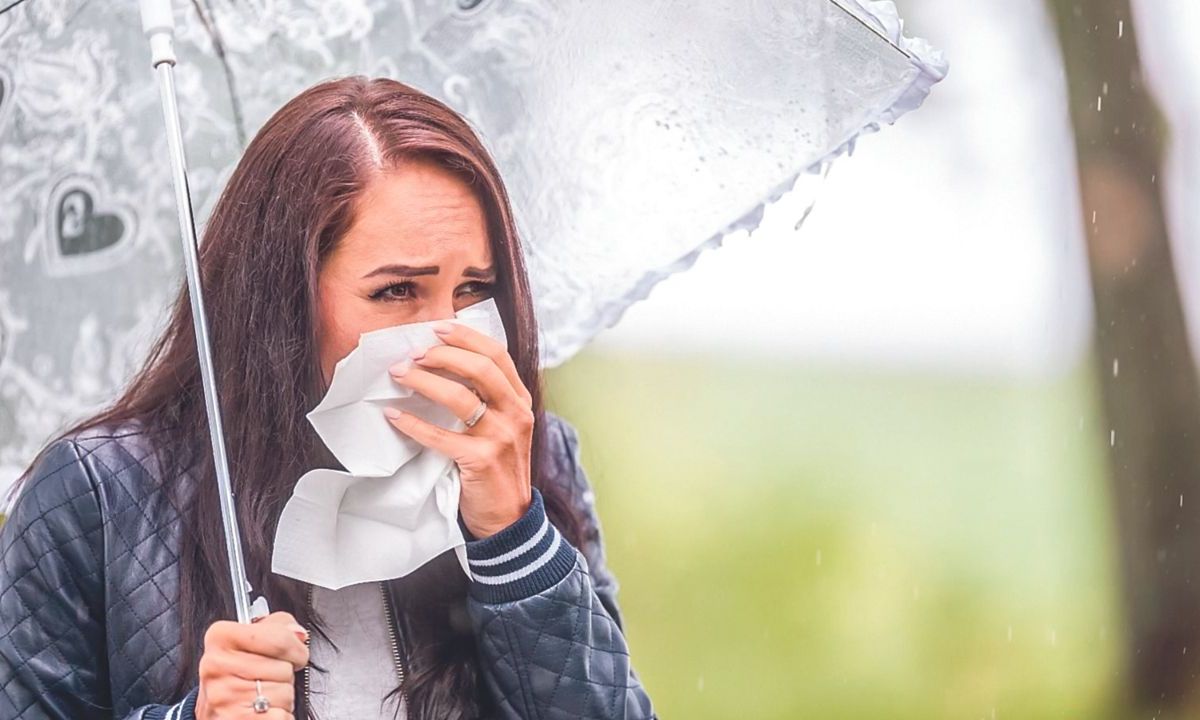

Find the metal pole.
xmin=141 ymin=0 xmax=256 ymax=624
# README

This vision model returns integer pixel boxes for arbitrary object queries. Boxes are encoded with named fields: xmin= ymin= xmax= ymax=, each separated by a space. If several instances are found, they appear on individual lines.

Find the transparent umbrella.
xmin=0 ymin=0 xmax=946 ymax=614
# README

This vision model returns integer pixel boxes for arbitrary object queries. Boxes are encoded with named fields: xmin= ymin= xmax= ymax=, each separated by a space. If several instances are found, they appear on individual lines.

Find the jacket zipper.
xmin=302 ymin=582 xmax=408 ymax=717
xmin=379 ymin=580 xmax=409 ymax=710
xmin=304 ymin=584 xmax=313 ymax=717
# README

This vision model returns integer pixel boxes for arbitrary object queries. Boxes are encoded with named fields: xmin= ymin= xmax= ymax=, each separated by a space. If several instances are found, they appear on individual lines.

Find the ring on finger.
xmin=464 ymin=388 xmax=488 ymax=429
xmin=251 ymin=679 xmax=270 ymax=714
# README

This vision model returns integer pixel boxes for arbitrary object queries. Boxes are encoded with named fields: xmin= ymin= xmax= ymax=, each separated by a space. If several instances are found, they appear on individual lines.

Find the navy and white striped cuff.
xmin=146 ymin=687 xmax=198 ymax=720
xmin=465 ymin=488 xmax=577 ymax=603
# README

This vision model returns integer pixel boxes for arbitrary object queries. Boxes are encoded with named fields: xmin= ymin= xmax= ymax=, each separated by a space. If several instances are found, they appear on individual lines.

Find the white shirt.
xmin=307 ymin=582 xmax=407 ymax=719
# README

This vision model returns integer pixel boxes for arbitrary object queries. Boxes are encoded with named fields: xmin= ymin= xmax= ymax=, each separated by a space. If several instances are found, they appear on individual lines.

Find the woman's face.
xmin=316 ymin=158 xmax=496 ymax=384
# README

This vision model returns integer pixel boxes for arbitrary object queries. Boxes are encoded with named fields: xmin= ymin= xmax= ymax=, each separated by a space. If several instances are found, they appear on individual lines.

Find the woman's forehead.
xmin=339 ymin=163 xmax=491 ymax=264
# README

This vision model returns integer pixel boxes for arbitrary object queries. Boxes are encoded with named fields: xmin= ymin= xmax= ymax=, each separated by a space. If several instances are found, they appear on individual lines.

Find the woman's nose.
xmin=416 ymin=297 xmax=458 ymax=324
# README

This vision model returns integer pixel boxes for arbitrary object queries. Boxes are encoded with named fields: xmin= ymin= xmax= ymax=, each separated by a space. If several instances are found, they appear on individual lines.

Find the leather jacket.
xmin=0 ymin=411 xmax=656 ymax=719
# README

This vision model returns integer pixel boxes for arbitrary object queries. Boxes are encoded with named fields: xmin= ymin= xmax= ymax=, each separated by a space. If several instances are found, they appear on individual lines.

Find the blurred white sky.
xmin=590 ymin=0 xmax=1199 ymax=379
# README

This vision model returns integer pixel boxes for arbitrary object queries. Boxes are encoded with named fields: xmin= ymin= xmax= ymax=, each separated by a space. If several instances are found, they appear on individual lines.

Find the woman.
xmin=0 ymin=76 xmax=656 ymax=720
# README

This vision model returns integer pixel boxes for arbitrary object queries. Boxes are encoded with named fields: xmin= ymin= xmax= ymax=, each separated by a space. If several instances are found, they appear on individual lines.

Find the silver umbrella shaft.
xmin=142 ymin=0 xmax=256 ymax=624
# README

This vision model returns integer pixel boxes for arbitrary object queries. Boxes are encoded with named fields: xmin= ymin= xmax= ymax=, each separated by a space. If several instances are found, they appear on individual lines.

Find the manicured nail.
xmin=389 ymin=361 xmax=408 ymax=376
xmin=384 ymin=407 xmax=404 ymax=421
xmin=408 ymin=348 xmax=425 ymax=360
xmin=432 ymin=321 xmax=454 ymax=334
xmin=288 ymin=623 xmax=309 ymax=641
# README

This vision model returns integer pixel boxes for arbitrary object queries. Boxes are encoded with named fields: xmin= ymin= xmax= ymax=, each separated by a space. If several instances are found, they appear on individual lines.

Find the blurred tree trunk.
xmin=1048 ymin=0 xmax=1200 ymax=712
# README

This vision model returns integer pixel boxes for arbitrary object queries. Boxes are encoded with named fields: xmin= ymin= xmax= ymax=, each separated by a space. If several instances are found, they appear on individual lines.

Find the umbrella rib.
xmin=189 ymin=0 xmax=247 ymax=148
xmin=828 ymin=0 xmax=913 ymax=60
xmin=0 ymin=0 xmax=33 ymax=16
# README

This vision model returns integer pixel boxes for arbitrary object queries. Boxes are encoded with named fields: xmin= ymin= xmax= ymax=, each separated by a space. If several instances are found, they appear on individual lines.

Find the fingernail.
xmin=389 ymin=361 xmax=408 ymax=376
xmin=433 ymin=321 xmax=454 ymax=334
xmin=384 ymin=407 xmax=404 ymax=420
xmin=289 ymin=623 xmax=309 ymax=640
xmin=408 ymin=348 xmax=425 ymax=361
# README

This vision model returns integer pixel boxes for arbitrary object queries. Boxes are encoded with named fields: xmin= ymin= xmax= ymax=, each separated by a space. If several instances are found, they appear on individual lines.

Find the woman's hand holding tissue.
xmin=385 ymin=319 xmax=535 ymax=539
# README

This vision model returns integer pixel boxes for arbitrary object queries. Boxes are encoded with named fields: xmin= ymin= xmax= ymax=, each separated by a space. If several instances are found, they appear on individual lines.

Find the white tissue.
xmin=271 ymin=298 xmax=508 ymax=590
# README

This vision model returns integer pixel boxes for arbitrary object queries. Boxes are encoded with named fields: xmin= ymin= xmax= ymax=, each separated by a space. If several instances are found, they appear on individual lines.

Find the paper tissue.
xmin=271 ymin=298 xmax=507 ymax=589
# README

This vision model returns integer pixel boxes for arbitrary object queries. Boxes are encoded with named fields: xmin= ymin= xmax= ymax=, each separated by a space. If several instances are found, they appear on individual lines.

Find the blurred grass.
xmin=545 ymin=349 xmax=1129 ymax=719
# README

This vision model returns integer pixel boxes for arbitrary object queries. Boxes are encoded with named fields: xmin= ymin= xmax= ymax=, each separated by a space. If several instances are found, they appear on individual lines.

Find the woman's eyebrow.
xmin=463 ymin=265 xmax=496 ymax=279
xmin=363 ymin=263 xmax=437 ymax=279
xmin=362 ymin=264 xmax=495 ymax=279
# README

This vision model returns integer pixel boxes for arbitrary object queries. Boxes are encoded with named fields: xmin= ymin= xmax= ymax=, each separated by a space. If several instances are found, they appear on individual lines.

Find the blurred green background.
xmin=546 ymin=351 xmax=1126 ymax=719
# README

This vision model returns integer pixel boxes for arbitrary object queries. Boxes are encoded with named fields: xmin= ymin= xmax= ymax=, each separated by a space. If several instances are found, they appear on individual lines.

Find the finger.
xmin=237 ymin=611 xmax=306 ymax=640
xmin=222 ymin=623 xmax=309 ymax=671
xmin=389 ymin=365 xmax=490 ymax=425
xmin=408 ymin=344 xmax=524 ymax=411
xmin=202 ymin=677 xmax=295 ymax=714
xmin=257 ymin=611 xmax=298 ymax=627
xmin=415 ymin=343 xmax=528 ymax=410
xmin=432 ymin=322 xmax=531 ymax=408
xmin=250 ymin=678 xmax=296 ymax=713
xmin=201 ymin=649 xmax=298 ymax=684
xmin=384 ymin=405 xmax=479 ymax=460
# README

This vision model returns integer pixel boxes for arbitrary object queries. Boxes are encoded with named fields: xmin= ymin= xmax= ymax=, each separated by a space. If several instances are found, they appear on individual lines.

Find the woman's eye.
xmin=370 ymin=280 xmax=493 ymax=302
xmin=370 ymin=282 xmax=414 ymax=302
xmin=460 ymin=281 xmax=494 ymax=296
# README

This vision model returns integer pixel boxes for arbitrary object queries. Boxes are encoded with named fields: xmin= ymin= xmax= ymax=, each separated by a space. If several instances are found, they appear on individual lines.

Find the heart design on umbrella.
xmin=42 ymin=174 xmax=138 ymax=277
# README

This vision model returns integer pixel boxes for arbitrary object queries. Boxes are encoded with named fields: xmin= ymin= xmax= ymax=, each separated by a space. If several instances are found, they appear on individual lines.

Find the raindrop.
xmin=1007 ymin=625 xmax=1013 ymax=642
xmin=1181 ymin=494 xmax=1185 ymax=508
xmin=1110 ymin=430 xmax=1116 ymax=447
xmin=815 ymin=549 xmax=822 ymax=566
xmin=1102 ymin=82 xmax=1109 ymax=95
xmin=1112 ymin=358 xmax=1119 ymax=377
xmin=1091 ymin=210 xmax=1097 ymax=224
xmin=1118 ymin=20 xmax=1124 ymax=38
xmin=697 ymin=676 xmax=705 ymax=691
xmin=1050 ymin=628 xmax=1058 ymax=646
xmin=1097 ymin=95 xmax=1103 ymax=112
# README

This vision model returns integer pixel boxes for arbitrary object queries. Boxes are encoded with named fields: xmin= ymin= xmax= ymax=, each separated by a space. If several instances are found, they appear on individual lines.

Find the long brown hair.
xmin=18 ymin=75 xmax=582 ymax=718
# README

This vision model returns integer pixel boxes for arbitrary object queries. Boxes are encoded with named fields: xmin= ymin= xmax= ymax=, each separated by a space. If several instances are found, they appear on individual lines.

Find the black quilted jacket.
xmin=0 ymin=411 xmax=656 ymax=719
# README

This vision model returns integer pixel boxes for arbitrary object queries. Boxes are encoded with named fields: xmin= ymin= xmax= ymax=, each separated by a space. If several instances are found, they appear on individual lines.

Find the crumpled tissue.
xmin=271 ymin=298 xmax=507 ymax=590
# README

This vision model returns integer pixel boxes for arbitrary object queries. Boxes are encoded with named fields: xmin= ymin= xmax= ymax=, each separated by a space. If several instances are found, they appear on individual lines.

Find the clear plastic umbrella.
xmin=0 ymin=0 xmax=946 ymax=613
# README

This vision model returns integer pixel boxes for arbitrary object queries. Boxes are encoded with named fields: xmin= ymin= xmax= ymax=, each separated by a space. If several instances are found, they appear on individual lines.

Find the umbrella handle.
xmin=139 ymin=0 xmax=263 ymax=625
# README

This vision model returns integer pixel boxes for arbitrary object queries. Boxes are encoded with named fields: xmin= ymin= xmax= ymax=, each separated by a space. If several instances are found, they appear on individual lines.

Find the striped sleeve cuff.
xmin=465 ymin=487 xmax=578 ymax=603
xmin=144 ymin=687 xmax=199 ymax=720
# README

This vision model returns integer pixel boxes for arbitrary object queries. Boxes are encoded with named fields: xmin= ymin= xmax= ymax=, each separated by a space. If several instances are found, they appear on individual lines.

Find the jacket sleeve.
xmin=464 ymin=416 xmax=657 ymax=719
xmin=0 ymin=438 xmax=200 ymax=720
